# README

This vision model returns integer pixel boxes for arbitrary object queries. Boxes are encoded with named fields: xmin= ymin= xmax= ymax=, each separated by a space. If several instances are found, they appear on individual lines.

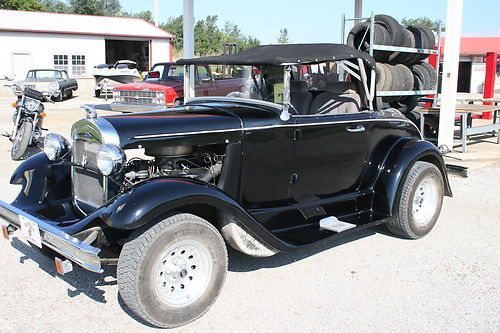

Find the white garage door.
xmin=11 ymin=52 xmax=32 ymax=80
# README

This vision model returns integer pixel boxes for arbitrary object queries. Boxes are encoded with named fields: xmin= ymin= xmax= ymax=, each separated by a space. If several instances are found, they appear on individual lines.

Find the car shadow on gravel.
xmin=228 ymin=226 xmax=387 ymax=272
xmin=10 ymin=237 xmax=117 ymax=304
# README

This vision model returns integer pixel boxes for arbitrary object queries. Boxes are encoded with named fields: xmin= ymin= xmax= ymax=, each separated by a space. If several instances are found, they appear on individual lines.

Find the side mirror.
xmin=4 ymin=75 xmax=14 ymax=81
xmin=147 ymin=71 xmax=160 ymax=79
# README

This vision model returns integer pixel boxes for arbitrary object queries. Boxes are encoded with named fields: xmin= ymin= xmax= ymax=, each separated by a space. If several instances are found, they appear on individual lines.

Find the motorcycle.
xmin=4 ymin=84 xmax=52 ymax=160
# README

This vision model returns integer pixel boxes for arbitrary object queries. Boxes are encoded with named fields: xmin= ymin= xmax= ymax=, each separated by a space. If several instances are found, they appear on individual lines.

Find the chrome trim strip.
xmin=134 ymin=128 xmax=242 ymax=139
xmin=133 ymin=117 xmax=422 ymax=140
xmin=186 ymin=96 xmax=283 ymax=110
xmin=0 ymin=200 xmax=102 ymax=273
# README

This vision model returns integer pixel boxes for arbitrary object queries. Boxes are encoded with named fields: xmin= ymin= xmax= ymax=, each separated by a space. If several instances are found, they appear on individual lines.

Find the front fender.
xmin=373 ymin=138 xmax=452 ymax=216
xmin=10 ymin=152 xmax=71 ymax=209
xmin=101 ymin=178 xmax=288 ymax=252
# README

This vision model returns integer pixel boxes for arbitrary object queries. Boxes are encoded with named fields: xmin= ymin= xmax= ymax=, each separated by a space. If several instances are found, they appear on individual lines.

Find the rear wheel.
xmin=117 ymin=213 xmax=228 ymax=328
xmin=11 ymin=120 xmax=32 ymax=160
xmin=386 ymin=161 xmax=444 ymax=239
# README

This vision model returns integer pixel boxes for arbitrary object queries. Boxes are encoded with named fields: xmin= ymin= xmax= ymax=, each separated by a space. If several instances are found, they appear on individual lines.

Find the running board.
xmin=319 ymin=216 xmax=356 ymax=233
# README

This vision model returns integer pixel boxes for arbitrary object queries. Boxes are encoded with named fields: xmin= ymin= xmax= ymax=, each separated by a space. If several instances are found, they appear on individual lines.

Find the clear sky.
xmin=121 ymin=0 xmax=500 ymax=44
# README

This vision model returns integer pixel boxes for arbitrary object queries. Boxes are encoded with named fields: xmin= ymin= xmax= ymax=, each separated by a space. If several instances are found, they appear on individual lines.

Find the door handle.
xmin=346 ymin=125 xmax=365 ymax=133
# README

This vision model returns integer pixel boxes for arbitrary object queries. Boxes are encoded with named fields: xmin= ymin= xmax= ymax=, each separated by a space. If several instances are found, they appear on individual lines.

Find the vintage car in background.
xmin=111 ymin=62 xmax=249 ymax=111
xmin=0 ymin=44 xmax=451 ymax=328
xmin=6 ymin=69 xmax=78 ymax=102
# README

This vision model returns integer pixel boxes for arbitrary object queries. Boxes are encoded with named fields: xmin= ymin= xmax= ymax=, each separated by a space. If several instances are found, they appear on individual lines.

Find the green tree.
xmin=401 ymin=17 xmax=444 ymax=32
xmin=98 ymin=0 xmax=120 ymax=16
xmin=194 ymin=15 xmax=223 ymax=56
xmin=161 ymin=15 xmax=260 ymax=57
xmin=126 ymin=10 xmax=153 ymax=22
xmin=277 ymin=28 xmax=289 ymax=44
xmin=0 ymin=0 xmax=44 ymax=11
xmin=68 ymin=0 xmax=121 ymax=16
xmin=41 ymin=0 xmax=70 ymax=13
xmin=161 ymin=15 xmax=184 ymax=52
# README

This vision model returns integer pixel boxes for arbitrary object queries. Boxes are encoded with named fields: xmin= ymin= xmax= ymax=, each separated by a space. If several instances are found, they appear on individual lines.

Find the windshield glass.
xmin=146 ymin=63 xmax=184 ymax=81
xmin=188 ymin=62 xmax=364 ymax=113
xmin=32 ymin=70 xmax=63 ymax=79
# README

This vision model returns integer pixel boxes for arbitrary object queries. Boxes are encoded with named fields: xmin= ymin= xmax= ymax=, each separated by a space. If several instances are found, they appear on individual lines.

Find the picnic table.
xmin=417 ymin=104 xmax=500 ymax=153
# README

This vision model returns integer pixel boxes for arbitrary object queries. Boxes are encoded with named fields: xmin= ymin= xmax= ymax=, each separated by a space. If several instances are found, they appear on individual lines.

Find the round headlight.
xmin=44 ymin=133 xmax=69 ymax=161
xmin=97 ymin=144 xmax=126 ymax=176
xmin=48 ymin=82 xmax=59 ymax=92
xmin=24 ymin=98 xmax=38 ymax=112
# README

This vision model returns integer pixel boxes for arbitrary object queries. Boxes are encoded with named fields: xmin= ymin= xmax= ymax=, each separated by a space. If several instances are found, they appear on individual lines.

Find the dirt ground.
xmin=0 ymin=95 xmax=498 ymax=333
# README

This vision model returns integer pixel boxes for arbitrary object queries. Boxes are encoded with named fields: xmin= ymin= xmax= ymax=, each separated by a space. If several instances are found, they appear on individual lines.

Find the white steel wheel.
xmin=411 ymin=177 xmax=439 ymax=228
xmin=117 ymin=214 xmax=228 ymax=328
xmin=386 ymin=161 xmax=444 ymax=239
xmin=153 ymin=239 xmax=212 ymax=308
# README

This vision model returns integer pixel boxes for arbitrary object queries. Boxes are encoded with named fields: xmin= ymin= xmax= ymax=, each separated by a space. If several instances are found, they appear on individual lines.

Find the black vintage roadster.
xmin=0 ymin=44 xmax=451 ymax=328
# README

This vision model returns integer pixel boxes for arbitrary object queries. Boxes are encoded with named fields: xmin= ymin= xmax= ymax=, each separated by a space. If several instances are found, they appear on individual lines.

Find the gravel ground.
xmin=0 ymin=96 xmax=498 ymax=333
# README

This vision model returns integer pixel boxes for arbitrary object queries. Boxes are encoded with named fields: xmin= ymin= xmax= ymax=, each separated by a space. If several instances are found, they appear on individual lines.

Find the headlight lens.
xmin=97 ymin=144 xmax=126 ymax=176
xmin=44 ymin=133 xmax=69 ymax=161
xmin=24 ymin=98 xmax=38 ymax=112
xmin=48 ymin=82 xmax=59 ymax=92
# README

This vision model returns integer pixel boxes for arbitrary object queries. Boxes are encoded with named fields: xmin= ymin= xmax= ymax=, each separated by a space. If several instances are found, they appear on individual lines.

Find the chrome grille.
xmin=113 ymin=90 xmax=163 ymax=105
xmin=72 ymin=139 xmax=107 ymax=209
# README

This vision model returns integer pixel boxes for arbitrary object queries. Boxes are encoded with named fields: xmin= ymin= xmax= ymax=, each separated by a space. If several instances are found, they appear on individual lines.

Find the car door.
xmin=195 ymin=65 xmax=216 ymax=96
xmin=290 ymin=112 xmax=371 ymax=200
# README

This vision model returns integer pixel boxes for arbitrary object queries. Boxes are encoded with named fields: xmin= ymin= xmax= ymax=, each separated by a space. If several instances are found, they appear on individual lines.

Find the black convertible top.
xmin=177 ymin=43 xmax=376 ymax=68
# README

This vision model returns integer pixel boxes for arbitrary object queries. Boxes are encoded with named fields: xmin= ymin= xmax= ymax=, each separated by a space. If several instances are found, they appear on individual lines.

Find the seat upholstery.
xmin=308 ymin=92 xmax=361 ymax=115
xmin=290 ymin=81 xmax=313 ymax=115
xmin=316 ymin=81 xmax=359 ymax=94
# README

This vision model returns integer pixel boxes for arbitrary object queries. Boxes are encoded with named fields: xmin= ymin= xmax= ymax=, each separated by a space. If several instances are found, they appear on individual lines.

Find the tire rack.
xmin=341 ymin=12 xmax=442 ymax=107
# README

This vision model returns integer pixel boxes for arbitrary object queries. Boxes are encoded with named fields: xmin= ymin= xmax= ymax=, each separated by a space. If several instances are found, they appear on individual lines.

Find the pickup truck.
xmin=111 ymin=62 xmax=249 ymax=111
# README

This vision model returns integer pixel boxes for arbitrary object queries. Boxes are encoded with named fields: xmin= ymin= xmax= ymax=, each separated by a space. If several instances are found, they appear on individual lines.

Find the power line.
xmin=196 ymin=0 xmax=338 ymax=39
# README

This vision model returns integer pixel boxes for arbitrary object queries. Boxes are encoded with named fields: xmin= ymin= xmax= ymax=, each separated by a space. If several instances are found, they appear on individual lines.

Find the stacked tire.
xmin=348 ymin=14 xmax=438 ymax=111
xmin=348 ymin=15 xmax=436 ymax=64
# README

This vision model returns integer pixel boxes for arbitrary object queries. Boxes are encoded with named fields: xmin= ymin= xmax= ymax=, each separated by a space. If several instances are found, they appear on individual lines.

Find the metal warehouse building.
xmin=0 ymin=9 xmax=173 ymax=95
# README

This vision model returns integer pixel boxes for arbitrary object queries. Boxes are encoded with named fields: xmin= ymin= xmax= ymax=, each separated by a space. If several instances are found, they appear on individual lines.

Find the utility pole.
xmin=183 ymin=0 xmax=195 ymax=102
xmin=438 ymin=0 xmax=464 ymax=150
xmin=154 ymin=0 xmax=159 ymax=27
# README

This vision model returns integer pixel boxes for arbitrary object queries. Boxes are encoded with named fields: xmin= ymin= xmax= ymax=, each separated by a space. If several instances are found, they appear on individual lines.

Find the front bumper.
xmin=0 ymin=200 xmax=102 ymax=273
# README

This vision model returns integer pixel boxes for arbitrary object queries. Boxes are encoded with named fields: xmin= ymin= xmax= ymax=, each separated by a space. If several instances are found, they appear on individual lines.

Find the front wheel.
xmin=117 ymin=213 xmax=228 ymax=328
xmin=386 ymin=161 xmax=444 ymax=239
xmin=11 ymin=121 xmax=33 ymax=160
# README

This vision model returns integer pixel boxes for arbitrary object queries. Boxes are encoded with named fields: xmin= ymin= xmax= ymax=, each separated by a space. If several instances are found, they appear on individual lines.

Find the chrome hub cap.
xmin=153 ymin=240 xmax=212 ymax=307
xmin=412 ymin=177 xmax=439 ymax=227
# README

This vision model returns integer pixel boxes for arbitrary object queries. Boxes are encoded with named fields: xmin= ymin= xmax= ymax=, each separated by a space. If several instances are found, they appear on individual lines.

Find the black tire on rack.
xmin=381 ymin=63 xmax=393 ymax=91
xmin=348 ymin=22 xmax=389 ymax=51
xmin=395 ymin=64 xmax=415 ymax=91
xmin=382 ymin=64 xmax=401 ymax=103
xmin=419 ymin=62 xmax=437 ymax=90
xmin=389 ymin=25 xmax=411 ymax=64
xmin=414 ymin=24 xmax=436 ymax=50
xmin=411 ymin=63 xmax=431 ymax=90
xmin=374 ymin=14 xmax=404 ymax=46
xmin=390 ymin=95 xmax=420 ymax=113
xmin=347 ymin=22 xmax=368 ymax=50
xmin=376 ymin=63 xmax=386 ymax=91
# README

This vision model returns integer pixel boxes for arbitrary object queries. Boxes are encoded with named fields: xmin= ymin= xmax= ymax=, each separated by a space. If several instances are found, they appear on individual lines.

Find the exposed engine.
xmin=121 ymin=145 xmax=224 ymax=186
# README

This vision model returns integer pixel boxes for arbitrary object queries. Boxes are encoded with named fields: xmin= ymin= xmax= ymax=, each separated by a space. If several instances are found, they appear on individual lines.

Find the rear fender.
xmin=373 ymin=139 xmax=452 ymax=216
xmin=101 ymin=178 xmax=286 ymax=252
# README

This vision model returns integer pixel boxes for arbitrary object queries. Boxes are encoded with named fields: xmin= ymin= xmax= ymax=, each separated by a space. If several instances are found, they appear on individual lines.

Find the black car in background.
xmin=0 ymin=44 xmax=451 ymax=328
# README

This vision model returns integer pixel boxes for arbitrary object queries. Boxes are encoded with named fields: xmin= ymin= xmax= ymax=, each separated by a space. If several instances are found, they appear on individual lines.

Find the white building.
xmin=0 ymin=9 xmax=173 ymax=95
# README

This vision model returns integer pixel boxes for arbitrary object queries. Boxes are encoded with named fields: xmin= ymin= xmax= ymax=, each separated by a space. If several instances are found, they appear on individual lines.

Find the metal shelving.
xmin=341 ymin=12 xmax=441 ymax=104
